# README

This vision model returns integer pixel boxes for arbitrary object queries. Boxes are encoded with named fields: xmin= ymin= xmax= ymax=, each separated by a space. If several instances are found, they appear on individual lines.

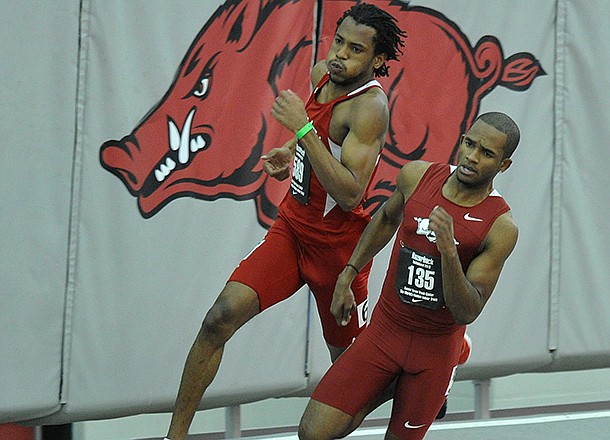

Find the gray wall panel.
xmin=3 ymin=0 xmax=610 ymax=426
xmin=0 ymin=0 xmax=80 ymax=423
xmin=549 ymin=0 xmax=610 ymax=370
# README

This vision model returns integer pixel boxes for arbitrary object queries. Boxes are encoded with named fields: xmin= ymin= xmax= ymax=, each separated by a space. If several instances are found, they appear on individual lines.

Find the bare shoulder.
xmin=486 ymin=210 xmax=519 ymax=257
xmin=396 ymin=160 xmax=433 ymax=199
xmin=493 ymin=211 xmax=518 ymax=236
xmin=351 ymin=85 xmax=388 ymax=115
xmin=346 ymin=86 xmax=389 ymax=137
xmin=335 ymin=84 xmax=389 ymax=147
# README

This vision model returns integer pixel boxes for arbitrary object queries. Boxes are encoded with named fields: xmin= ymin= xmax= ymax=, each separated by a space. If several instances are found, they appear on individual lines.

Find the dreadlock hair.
xmin=337 ymin=2 xmax=407 ymax=77
xmin=474 ymin=112 xmax=521 ymax=158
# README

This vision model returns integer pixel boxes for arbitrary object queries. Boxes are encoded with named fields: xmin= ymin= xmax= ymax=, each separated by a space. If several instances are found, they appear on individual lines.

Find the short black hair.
xmin=474 ymin=112 xmax=521 ymax=158
xmin=337 ymin=2 xmax=407 ymax=77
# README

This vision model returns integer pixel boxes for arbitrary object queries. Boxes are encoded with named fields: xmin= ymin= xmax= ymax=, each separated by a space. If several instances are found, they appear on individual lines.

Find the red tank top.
xmin=376 ymin=162 xmax=511 ymax=334
xmin=278 ymin=73 xmax=383 ymax=245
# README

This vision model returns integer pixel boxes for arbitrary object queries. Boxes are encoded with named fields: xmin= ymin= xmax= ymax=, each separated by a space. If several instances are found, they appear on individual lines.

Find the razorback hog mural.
xmin=100 ymin=0 xmax=545 ymax=228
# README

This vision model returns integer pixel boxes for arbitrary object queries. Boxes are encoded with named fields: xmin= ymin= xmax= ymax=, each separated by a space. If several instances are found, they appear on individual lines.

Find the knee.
xmin=198 ymin=301 xmax=240 ymax=346
xmin=299 ymin=407 xmax=324 ymax=440
xmin=298 ymin=406 xmax=351 ymax=440
xmin=297 ymin=420 xmax=318 ymax=440
xmin=196 ymin=285 xmax=259 ymax=346
xmin=298 ymin=423 xmax=348 ymax=440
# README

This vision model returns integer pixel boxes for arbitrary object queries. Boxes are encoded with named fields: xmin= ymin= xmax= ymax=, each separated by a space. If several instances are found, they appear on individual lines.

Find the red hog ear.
xmin=222 ymin=0 xmax=262 ymax=51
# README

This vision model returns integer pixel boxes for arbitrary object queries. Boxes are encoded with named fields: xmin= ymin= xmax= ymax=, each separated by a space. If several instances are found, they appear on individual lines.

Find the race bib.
xmin=290 ymin=142 xmax=311 ymax=205
xmin=395 ymin=245 xmax=444 ymax=310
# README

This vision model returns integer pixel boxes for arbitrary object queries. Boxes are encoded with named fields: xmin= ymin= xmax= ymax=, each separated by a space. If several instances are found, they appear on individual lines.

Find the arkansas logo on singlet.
xmin=414 ymin=217 xmax=459 ymax=245
xmin=99 ymin=0 xmax=545 ymax=228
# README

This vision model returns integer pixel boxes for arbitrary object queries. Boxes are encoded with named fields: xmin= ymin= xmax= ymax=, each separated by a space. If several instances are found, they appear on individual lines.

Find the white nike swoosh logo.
xmin=404 ymin=421 xmax=426 ymax=429
xmin=464 ymin=212 xmax=483 ymax=222
xmin=411 ymin=298 xmax=423 ymax=302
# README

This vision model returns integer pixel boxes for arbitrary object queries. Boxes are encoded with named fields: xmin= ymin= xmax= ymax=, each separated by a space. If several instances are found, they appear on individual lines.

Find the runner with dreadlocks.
xmin=164 ymin=4 xmax=406 ymax=439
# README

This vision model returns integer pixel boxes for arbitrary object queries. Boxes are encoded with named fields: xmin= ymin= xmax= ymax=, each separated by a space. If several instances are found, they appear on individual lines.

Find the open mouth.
xmin=459 ymin=164 xmax=476 ymax=176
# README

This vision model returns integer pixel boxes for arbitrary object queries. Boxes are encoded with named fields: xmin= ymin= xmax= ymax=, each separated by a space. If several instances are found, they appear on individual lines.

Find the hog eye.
xmin=193 ymin=76 xmax=210 ymax=98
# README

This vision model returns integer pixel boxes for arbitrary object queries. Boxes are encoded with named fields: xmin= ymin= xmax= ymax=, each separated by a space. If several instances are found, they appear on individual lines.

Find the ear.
xmin=499 ymin=158 xmax=512 ymax=173
xmin=373 ymin=53 xmax=387 ymax=71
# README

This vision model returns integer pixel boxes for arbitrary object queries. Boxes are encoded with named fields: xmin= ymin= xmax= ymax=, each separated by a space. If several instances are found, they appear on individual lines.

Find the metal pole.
xmin=225 ymin=405 xmax=241 ymax=438
xmin=473 ymin=379 xmax=491 ymax=419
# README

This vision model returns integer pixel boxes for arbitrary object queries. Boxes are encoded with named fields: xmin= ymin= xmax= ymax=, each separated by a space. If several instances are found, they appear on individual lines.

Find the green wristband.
xmin=295 ymin=121 xmax=314 ymax=140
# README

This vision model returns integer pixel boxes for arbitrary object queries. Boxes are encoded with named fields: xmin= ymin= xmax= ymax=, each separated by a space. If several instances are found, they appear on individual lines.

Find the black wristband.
xmin=345 ymin=263 xmax=360 ymax=274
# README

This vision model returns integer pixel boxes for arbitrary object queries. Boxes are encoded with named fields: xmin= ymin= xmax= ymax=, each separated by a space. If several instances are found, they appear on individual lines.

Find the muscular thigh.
xmin=301 ymin=235 xmax=372 ymax=348
xmin=387 ymin=330 xmax=464 ymax=440
xmin=228 ymin=218 xmax=304 ymax=311
xmin=311 ymin=329 xmax=399 ymax=417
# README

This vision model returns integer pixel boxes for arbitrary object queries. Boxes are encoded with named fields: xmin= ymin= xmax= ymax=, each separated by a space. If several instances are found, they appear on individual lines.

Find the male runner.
xmin=164 ymin=4 xmax=406 ymax=439
xmin=299 ymin=112 xmax=521 ymax=440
